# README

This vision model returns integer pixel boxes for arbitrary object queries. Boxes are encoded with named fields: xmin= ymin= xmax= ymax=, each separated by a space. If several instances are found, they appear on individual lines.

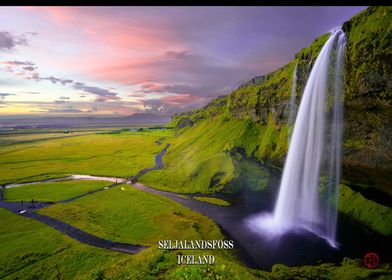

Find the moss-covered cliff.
xmin=341 ymin=7 xmax=392 ymax=195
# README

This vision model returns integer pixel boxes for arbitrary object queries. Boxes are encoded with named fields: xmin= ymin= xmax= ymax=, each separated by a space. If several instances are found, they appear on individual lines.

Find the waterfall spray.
xmin=247 ymin=28 xmax=346 ymax=248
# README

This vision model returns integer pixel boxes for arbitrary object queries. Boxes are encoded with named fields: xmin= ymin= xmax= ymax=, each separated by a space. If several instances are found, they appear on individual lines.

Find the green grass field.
xmin=0 ymin=131 xmax=92 ymax=145
xmin=4 ymin=180 xmax=113 ymax=203
xmin=0 ymin=130 xmax=171 ymax=185
xmin=139 ymin=117 xmax=283 ymax=194
xmin=193 ymin=196 xmax=231 ymax=206
xmin=38 ymin=184 xmax=224 ymax=245
xmin=0 ymin=208 xmax=128 ymax=280
xmin=0 ymin=127 xmax=125 ymax=146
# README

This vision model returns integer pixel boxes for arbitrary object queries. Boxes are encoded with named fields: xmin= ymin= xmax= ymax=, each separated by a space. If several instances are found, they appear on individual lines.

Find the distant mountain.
xmin=0 ymin=113 xmax=172 ymax=129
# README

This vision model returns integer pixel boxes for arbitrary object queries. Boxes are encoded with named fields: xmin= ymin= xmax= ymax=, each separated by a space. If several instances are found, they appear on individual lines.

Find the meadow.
xmin=0 ymin=208 xmax=128 ymax=280
xmin=38 ymin=184 xmax=224 ymax=245
xmin=0 ymin=129 xmax=172 ymax=185
xmin=4 ymin=180 xmax=113 ymax=203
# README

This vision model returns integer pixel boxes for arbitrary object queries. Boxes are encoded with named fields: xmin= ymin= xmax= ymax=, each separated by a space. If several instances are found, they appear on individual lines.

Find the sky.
xmin=0 ymin=6 xmax=366 ymax=116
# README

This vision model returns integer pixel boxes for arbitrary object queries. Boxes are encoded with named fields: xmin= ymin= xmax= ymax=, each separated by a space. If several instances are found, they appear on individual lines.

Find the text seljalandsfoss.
xmin=158 ymin=240 xmax=235 ymax=265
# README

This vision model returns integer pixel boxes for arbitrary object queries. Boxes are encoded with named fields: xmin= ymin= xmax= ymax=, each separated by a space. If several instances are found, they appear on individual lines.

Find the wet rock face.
xmin=340 ymin=7 xmax=392 ymax=191
xmin=343 ymin=7 xmax=392 ymax=103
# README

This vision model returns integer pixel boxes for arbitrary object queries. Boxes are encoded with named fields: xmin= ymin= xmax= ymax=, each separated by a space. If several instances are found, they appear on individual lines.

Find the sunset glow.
xmin=0 ymin=6 xmax=365 ymax=116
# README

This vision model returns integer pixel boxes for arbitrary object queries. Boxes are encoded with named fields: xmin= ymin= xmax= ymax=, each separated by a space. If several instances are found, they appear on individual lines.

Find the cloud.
xmin=141 ymin=99 xmax=169 ymax=114
xmin=161 ymin=93 xmax=199 ymax=105
xmin=54 ymin=100 xmax=67 ymax=104
xmin=93 ymin=49 xmax=247 ymax=103
xmin=0 ymin=31 xmax=29 ymax=51
xmin=1 ymin=59 xmax=120 ymax=103
xmin=165 ymin=50 xmax=194 ymax=60
xmin=1 ymin=60 xmax=35 ymax=66
xmin=43 ymin=76 xmax=74 ymax=85
xmin=38 ymin=107 xmax=84 ymax=113
xmin=0 ymin=93 xmax=16 ymax=100
xmin=0 ymin=60 xmax=40 ymax=81
xmin=88 ymin=106 xmax=98 ymax=113
xmin=139 ymin=83 xmax=202 ymax=95
xmin=19 ymin=91 xmax=40 ymax=94
xmin=23 ymin=66 xmax=37 ymax=71
xmin=141 ymin=94 xmax=207 ymax=115
xmin=72 ymin=82 xmax=120 ymax=102
xmin=128 ymin=93 xmax=146 ymax=98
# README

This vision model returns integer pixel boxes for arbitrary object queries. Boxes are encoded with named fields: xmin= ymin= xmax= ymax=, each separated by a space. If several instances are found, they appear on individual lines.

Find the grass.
xmin=269 ymin=258 xmax=392 ymax=280
xmin=0 ymin=208 xmax=129 ymax=280
xmin=0 ymin=132 xmax=90 ymax=146
xmin=0 ymin=130 xmax=171 ymax=185
xmin=140 ymin=117 xmax=280 ymax=194
xmin=193 ymin=196 xmax=230 ymax=206
xmin=38 ymin=184 xmax=225 ymax=245
xmin=4 ymin=180 xmax=113 ymax=203
xmin=338 ymin=184 xmax=392 ymax=236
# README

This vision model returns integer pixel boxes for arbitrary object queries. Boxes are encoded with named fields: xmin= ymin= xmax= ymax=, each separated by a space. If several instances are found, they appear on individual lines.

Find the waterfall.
xmin=247 ymin=28 xmax=346 ymax=248
xmin=288 ymin=63 xmax=298 ymax=127
xmin=325 ymin=32 xmax=345 ymax=244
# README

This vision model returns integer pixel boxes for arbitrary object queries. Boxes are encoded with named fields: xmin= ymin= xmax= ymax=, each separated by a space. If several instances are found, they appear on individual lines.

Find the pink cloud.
xmin=161 ymin=93 xmax=200 ymax=105
xmin=17 ymin=7 xmax=190 ymax=87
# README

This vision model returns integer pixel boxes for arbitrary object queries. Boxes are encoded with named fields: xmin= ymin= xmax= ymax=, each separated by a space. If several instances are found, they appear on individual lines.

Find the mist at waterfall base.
xmin=246 ymin=29 xmax=346 ymax=249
